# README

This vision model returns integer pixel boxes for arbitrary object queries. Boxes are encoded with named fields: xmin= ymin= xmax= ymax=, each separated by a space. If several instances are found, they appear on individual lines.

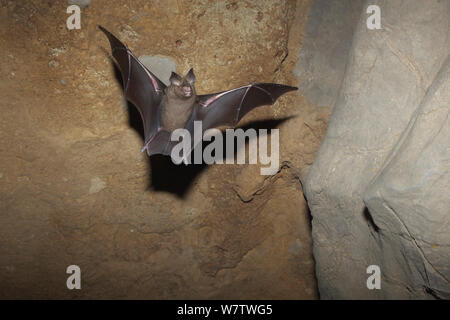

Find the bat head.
xmin=169 ymin=69 xmax=196 ymax=99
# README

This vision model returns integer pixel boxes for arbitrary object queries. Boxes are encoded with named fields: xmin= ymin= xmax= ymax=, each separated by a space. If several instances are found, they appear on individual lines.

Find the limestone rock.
xmin=233 ymin=165 xmax=267 ymax=202
xmin=67 ymin=0 xmax=91 ymax=9
xmin=302 ymin=0 xmax=450 ymax=299
xmin=294 ymin=0 xmax=363 ymax=108
xmin=364 ymin=55 xmax=450 ymax=299
xmin=139 ymin=55 xmax=177 ymax=86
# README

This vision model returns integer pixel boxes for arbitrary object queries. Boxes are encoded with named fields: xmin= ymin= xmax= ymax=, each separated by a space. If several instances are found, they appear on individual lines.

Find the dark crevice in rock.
xmin=363 ymin=206 xmax=380 ymax=233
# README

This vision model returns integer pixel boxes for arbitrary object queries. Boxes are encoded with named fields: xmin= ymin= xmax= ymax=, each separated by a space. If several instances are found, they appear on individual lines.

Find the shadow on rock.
xmin=147 ymin=117 xmax=292 ymax=197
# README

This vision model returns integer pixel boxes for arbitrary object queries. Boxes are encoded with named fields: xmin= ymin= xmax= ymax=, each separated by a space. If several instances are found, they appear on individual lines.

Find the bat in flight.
xmin=99 ymin=26 xmax=297 ymax=162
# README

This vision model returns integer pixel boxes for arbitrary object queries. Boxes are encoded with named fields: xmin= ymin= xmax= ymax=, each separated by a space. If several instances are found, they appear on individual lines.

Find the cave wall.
xmin=300 ymin=0 xmax=450 ymax=299
xmin=0 ymin=0 xmax=325 ymax=299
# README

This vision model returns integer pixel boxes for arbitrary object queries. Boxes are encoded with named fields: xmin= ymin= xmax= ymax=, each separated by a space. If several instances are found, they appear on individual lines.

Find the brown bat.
xmin=99 ymin=26 xmax=297 ymax=160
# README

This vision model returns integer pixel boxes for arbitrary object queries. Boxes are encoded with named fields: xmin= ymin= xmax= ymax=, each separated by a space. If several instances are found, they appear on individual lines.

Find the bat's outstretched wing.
xmin=190 ymin=83 xmax=297 ymax=131
xmin=178 ymin=83 xmax=297 ymax=163
xmin=99 ymin=26 xmax=169 ymax=155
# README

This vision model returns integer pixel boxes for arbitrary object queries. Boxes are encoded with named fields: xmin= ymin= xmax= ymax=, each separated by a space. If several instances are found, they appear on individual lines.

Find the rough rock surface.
xmin=0 ymin=0 xmax=326 ymax=299
xmin=301 ymin=0 xmax=450 ymax=299
xmin=364 ymin=55 xmax=450 ymax=299
xmin=139 ymin=55 xmax=177 ymax=86
xmin=68 ymin=0 xmax=92 ymax=9
xmin=294 ymin=0 xmax=363 ymax=108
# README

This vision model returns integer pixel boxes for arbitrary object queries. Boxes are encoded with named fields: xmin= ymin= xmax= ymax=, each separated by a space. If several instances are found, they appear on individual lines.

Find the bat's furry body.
xmin=161 ymin=70 xmax=196 ymax=132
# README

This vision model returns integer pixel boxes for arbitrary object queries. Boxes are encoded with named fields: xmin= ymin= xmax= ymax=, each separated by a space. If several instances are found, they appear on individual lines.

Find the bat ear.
xmin=170 ymin=72 xmax=182 ymax=86
xmin=185 ymin=68 xmax=195 ymax=84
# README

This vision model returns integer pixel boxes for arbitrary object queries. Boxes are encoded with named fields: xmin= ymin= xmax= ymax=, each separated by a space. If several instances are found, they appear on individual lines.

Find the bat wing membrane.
xmin=193 ymin=83 xmax=297 ymax=131
xmin=99 ymin=26 xmax=166 ymax=143
xmin=179 ymin=83 xmax=297 ymax=162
